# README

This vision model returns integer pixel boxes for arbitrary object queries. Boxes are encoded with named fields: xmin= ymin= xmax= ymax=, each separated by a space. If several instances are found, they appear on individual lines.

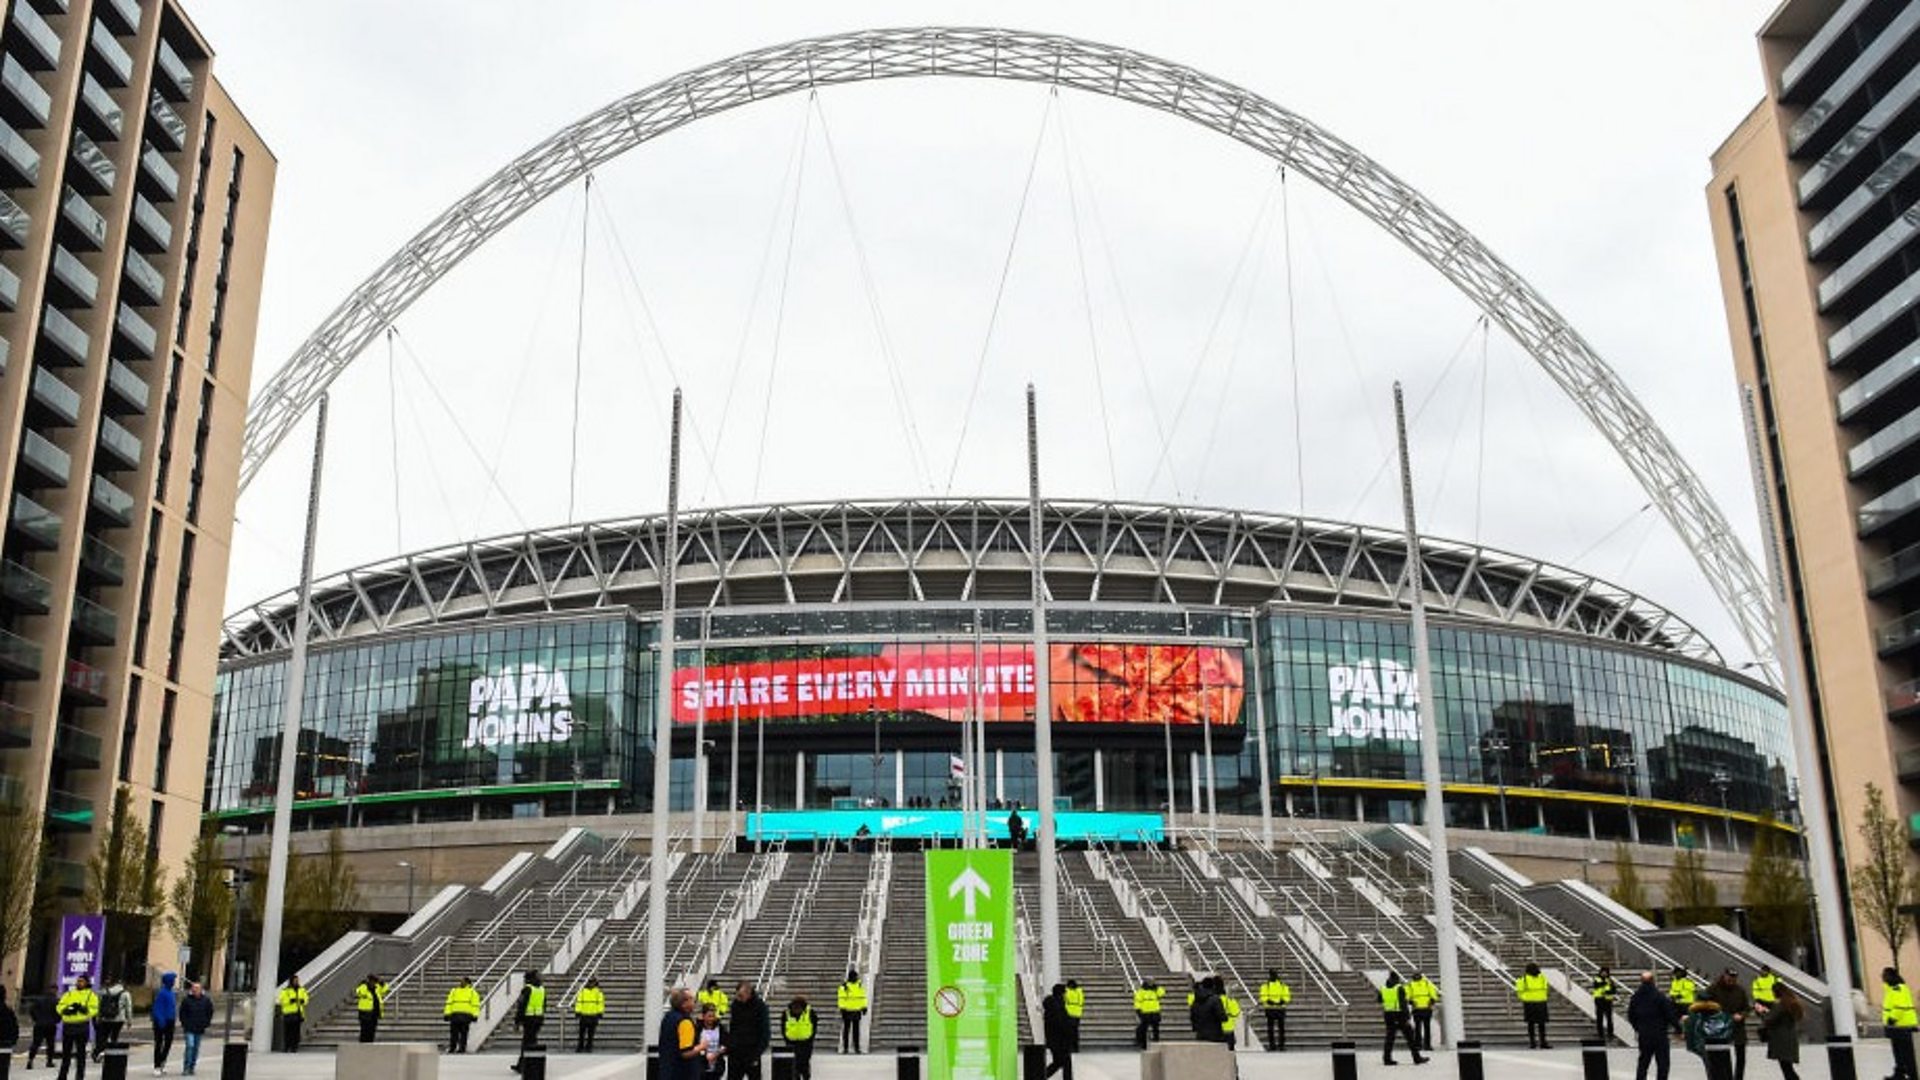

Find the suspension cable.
xmin=1341 ymin=314 xmax=1486 ymax=523
xmin=390 ymin=327 xmax=531 ymax=530
xmin=1195 ymin=173 xmax=1280 ymax=498
xmin=945 ymin=91 xmax=1056 ymax=495
xmin=569 ymin=172 xmax=593 ymax=522
xmin=386 ymin=325 xmax=403 ymax=551
xmin=389 ymin=341 xmax=466 ymax=538
xmin=1473 ymin=320 xmax=1490 ymax=541
xmin=752 ymin=98 xmax=815 ymax=501
xmin=1280 ymin=168 xmax=1306 ymax=516
xmin=1055 ymin=90 xmax=1119 ymax=498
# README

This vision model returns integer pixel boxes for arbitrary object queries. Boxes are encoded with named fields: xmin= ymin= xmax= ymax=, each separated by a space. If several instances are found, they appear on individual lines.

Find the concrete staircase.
xmin=720 ymin=850 xmax=872 ymax=1053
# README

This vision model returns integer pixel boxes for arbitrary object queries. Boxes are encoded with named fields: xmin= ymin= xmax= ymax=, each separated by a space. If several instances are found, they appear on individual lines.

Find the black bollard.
xmin=646 ymin=1045 xmax=660 ymax=1080
xmin=1022 ymin=1043 xmax=1049 ymax=1080
xmin=771 ymin=1049 xmax=796 ymax=1080
xmin=897 ymin=1044 xmax=922 ymax=1080
xmin=1828 ymin=1035 xmax=1858 ymax=1080
xmin=1458 ymin=1040 xmax=1485 ymax=1080
xmin=522 ymin=1045 xmax=548 ymax=1080
xmin=1580 ymin=1039 xmax=1608 ymax=1080
xmin=1705 ymin=1042 xmax=1734 ymax=1080
xmin=0 ymin=1049 xmax=10 ymax=1080
xmin=1333 ymin=1039 xmax=1358 ymax=1080
xmin=100 ymin=1043 xmax=130 ymax=1080
xmin=220 ymin=1041 xmax=247 ymax=1080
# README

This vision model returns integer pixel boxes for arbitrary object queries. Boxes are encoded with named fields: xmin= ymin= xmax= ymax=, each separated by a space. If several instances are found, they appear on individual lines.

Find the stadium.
xmin=207 ymin=497 xmax=1789 ymax=849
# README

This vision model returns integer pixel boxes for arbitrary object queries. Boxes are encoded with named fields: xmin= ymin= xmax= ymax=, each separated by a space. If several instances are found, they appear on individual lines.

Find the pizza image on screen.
xmin=1051 ymin=643 xmax=1244 ymax=726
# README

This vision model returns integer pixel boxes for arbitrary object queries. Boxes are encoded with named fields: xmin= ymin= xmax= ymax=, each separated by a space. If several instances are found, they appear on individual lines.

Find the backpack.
xmin=100 ymin=991 xmax=122 ymax=1021
xmin=1698 ymin=1011 xmax=1732 ymax=1042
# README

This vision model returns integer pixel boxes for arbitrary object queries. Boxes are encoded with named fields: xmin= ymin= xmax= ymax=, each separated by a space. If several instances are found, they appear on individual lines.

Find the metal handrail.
xmin=1488 ymin=882 xmax=1583 ymax=939
xmin=372 ymin=934 xmax=450 ymax=1004
xmin=1277 ymin=928 xmax=1349 ymax=1032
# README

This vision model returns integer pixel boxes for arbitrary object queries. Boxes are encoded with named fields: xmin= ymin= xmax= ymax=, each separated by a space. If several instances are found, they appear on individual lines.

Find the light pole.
xmin=397 ymin=861 xmax=415 ymax=913
xmin=1711 ymin=769 xmax=1734 ymax=850
xmin=220 ymin=824 xmax=247 ymax=1043
xmin=1484 ymin=734 xmax=1510 ymax=831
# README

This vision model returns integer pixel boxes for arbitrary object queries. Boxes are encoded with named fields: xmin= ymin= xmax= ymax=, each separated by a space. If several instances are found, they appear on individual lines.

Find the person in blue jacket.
xmin=151 ymin=972 xmax=179 ymax=1074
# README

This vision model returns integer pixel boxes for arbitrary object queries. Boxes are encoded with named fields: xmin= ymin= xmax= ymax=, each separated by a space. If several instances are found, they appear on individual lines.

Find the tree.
xmin=1744 ymin=815 xmax=1812 ymax=958
xmin=285 ymin=828 xmax=360 ymax=962
xmin=163 ymin=828 xmax=232 ymax=982
xmin=1666 ymin=844 xmax=1722 ymax=927
xmin=1607 ymin=842 xmax=1653 ymax=920
xmin=83 ymin=786 xmax=166 ymax=981
xmin=1850 ymin=782 xmax=1920 ymax=960
xmin=0 ymin=807 xmax=44 ymax=972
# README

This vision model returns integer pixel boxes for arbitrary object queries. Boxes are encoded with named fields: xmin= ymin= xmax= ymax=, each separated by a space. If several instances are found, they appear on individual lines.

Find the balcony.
xmin=146 ymin=91 xmax=184 ymax=151
xmin=87 ymin=21 xmax=132 ymax=88
xmin=94 ymin=415 xmax=138 ymax=471
xmin=46 ymin=246 xmax=97 ymax=308
xmin=9 ymin=3 xmax=62 ymax=71
xmin=0 ymin=260 xmax=19 ymax=311
xmin=0 ymin=699 xmax=31 ymax=748
xmin=45 ymin=789 xmax=93 ymax=832
xmin=76 ymin=74 xmax=120 ymax=142
xmin=77 ymin=535 xmax=123 ymax=585
xmin=153 ymin=40 xmax=191 ymax=101
xmin=0 ymin=190 xmax=28 ymax=248
xmin=45 ymin=858 xmax=84 ymax=894
xmin=88 ymin=474 xmax=132 ymax=526
xmin=0 ymin=626 xmax=41 ymax=678
xmin=0 ymin=117 xmax=40 ymax=188
xmin=0 ymin=54 xmax=51 ymax=129
xmin=62 ymin=655 xmax=106 ymax=704
xmin=9 ymin=493 xmax=60 ymax=549
xmin=58 ymin=188 xmax=105 ymax=250
xmin=0 ymin=560 xmax=51 ymax=614
xmin=36 ymin=304 xmax=89 ymax=367
xmin=103 ymin=358 xmax=145 ymax=413
xmin=22 ymin=0 xmax=68 ymax=14
xmin=1862 ymin=475 xmax=1920 ymax=537
xmin=137 ymin=144 xmax=175 ymax=201
xmin=96 ymin=0 xmax=139 ymax=36
xmin=17 ymin=429 xmax=70 ymax=488
xmin=66 ymin=130 xmax=115 ymax=195
xmin=69 ymin=594 xmax=114 ymax=646
xmin=1894 ymin=680 xmax=1920 ymax=722
xmin=120 ymin=248 xmax=163 ymax=305
xmin=52 ymin=723 xmax=100 ymax=769
xmin=129 ymin=193 xmax=169 ymax=252
xmin=113 ymin=303 xmax=154 ymax=356
xmin=28 ymin=367 xmax=79 ymax=426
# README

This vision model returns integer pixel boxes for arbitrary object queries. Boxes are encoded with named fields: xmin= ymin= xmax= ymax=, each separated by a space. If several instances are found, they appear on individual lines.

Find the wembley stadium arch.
xmin=235 ymin=26 xmax=1777 ymax=667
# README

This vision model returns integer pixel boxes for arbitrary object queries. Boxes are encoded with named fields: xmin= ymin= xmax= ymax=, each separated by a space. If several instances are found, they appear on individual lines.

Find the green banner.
xmin=925 ymin=849 xmax=1018 ymax=1080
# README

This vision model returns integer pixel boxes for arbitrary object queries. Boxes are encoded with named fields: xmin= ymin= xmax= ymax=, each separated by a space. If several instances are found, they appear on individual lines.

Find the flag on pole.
xmin=950 ymin=755 xmax=967 ymax=780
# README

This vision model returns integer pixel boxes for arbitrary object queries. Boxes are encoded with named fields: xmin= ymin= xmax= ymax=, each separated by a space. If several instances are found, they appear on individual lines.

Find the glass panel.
xmin=105 ymin=359 xmax=147 ymax=411
xmin=1800 ymin=64 xmax=1920 ymax=204
xmin=71 ymin=594 xmax=116 ymax=640
xmin=80 ymin=535 xmax=124 ymax=582
xmin=0 ymin=626 xmax=42 ymax=672
xmin=96 ymin=415 xmax=140 ymax=468
xmin=30 ymin=367 xmax=79 ymax=424
xmin=1861 ymin=475 xmax=1920 ymax=535
xmin=0 ymin=55 xmax=51 ymax=126
xmin=0 ymin=190 xmax=29 ymax=248
xmin=121 ymin=249 xmax=164 ymax=304
xmin=146 ymin=92 xmax=184 ymax=149
xmin=60 ymin=188 xmax=107 ymax=250
xmin=9 ymin=493 xmax=61 ymax=547
xmin=89 ymin=21 xmax=134 ymax=87
xmin=114 ymin=304 xmax=155 ymax=355
xmin=49 ymin=246 xmax=98 ymax=306
xmin=1789 ymin=4 xmax=1920 ymax=152
xmin=130 ymin=194 xmax=170 ymax=251
xmin=67 ymin=130 xmax=116 ymax=194
xmin=90 ymin=474 xmax=134 ymax=523
xmin=139 ymin=145 xmax=177 ymax=199
xmin=0 ymin=117 xmax=42 ymax=185
xmin=0 ymin=559 xmax=52 ymax=609
xmin=1839 ymin=340 xmax=1920 ymax=420
xmin=9 ymin=3 xmax=62 ymax=69
xmin=79 ymin=75 xmax=123 ymax=140
xmin=1850 ymin=405 xmax=1920 ymax=474
xmin=39 ymin=304 xmax=90 ymax=364
xmin=19 ymin=429 xmax=71 ymax=485
xmin=154 ymin=40 xmax=192 ymax=100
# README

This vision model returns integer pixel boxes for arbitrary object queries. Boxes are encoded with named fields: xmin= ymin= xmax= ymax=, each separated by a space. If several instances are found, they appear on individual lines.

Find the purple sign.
xmin=58 ymin=914 xmax=103 ymax=991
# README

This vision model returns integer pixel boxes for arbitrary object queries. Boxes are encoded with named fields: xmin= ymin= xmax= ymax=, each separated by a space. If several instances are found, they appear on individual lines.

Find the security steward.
xmin=1406 ymin=971 xmax=1440 ymax=1052
xmin=1259 ymin=969 xmax=1291 ymax=1051
xmin=1591 ymin=967 xmax=1618 ymax=1042
xmin=443 ymin=976 xmax=481 ymax=1054
xmin=1669 ymin=967 xmax=1699 ymax=1035
xmin=783 ymin=996 xmax=817 ymax=1080
xmin=1064 ymin=979 xmax=1085 ymax=1051
xmin=355 ymin=974 xmax=386 ymax=1043
xmin=571 ymin=976 xmax=605 ymax=1053
xmin=1516 ymin=963 xmax=1553 ymax=1049
xmin=56 ymin=976 xmax=100 ymax=1080
xmin=510 ymin=971 xmax=546 ymax=1075
xmin=1221 ymin=985 xmax=1241 ymax=1049
xmin=1133 ymin=978 xmax=1165 ymax=1049
xmin=1750 ymin=967 xmax=1778 ymax=1012
xmin=278 ymin=974 xmax=311 ymax=1053
xmin=1885 ymin=968 xmax=1917 ymax=1080
xmin=699 ymin=979 xmax=731 ymax=1024
xmin=836 ymin=970 xmax=868 ymax=1054
xmin=1380 ymin=973 xmax=1427 ymax=1066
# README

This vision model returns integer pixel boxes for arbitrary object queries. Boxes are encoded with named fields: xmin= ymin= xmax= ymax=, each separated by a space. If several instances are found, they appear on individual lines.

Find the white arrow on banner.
xmin=71 ymin=924 xmax=93 ymax=948
xmin=948 ymin=866 xmax=993 ymax=919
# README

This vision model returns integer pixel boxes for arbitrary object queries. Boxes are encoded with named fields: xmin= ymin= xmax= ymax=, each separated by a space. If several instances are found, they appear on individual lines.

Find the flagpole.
xmin=1028 ymin=385 xmax=1061 ymax=987
xmin=643 ymin=389 xmax=682 ymax=1037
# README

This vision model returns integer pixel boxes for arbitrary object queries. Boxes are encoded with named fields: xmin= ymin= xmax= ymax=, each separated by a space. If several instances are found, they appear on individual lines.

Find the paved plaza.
xmin=142 ymin=1043 xmax=1900 ymax=1080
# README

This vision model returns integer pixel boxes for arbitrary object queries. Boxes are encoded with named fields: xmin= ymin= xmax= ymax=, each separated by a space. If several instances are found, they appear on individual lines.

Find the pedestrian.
xmin=1380 ymin=972 xmax=1428 ymax=1066
xmin=355 ymin=973 xmax=386 ymax=1043
xmin=1707 ymin=969 xmax=1751 ymax=1080
xmin=1684 ymin=998 xmax=1734 ymax=1080
xmin=27 ymin=983 xmax=58 ymax=1068
xmin=1758 ymin=985 xmax=1802 ymax=1080
xmin=1044 ymin=983 xmax=1075 ymax=1080
xmin=571 ymin=976 xmax=604 ymax=1053
xmin=659 ymin=989 xmax=703 ymax=1080
xmin=152 ymin=971 xmax=179 ymax=1074
xmin=1406 ymin=971 xmax=1439 ymax=1053
xmin=1593 ymin=967 xmax=1619 ymax=1043
xmin=179 ymin=982 xmax=213 ymax=1077
xmin=1259 ymin=968 xmax=1291 ymax=1051
xmin=1516 ymin=962 xmax=1552 ymax=1049
xmin=1188 ymin=978 xmax=1227 ymax=1045
xmin=782 ymin=997 xmax=816 ymax=1080
xmin=509 ymin=971 xmax=546 ymax=1075
xmin=56 ymin=975 xmax=99 ymax=1080
xmin=0 ymin=986 xmax=19 ymax=1059
xmin=1008 ymin=809 xmax=1028 ymax=851
xmin=92 ymin=976 xmax=129 ymax=1060
xmin=1063 ymin=979 xmax=1084 ymax=1052
xmin=443 ymin=976 xmax=480 ymax=1054
xmin=836 ymin=969 xmax=867 ymax=1054
xmin=1219 ymin=978 xmax=1241 ymax=1049
xmin=1751 ymin=967 xmax=1779 ymax=1014
xmin=699 ymin=1005 xmax=727 ymax=1079
xmin=1885 ymin=968 xmax=1917 ymax=1080
xmin=277 ymin=974 xmax=309 ymax=1052
xmin=1627 ymin=972 xmax=1674 ymax=1080
xmin=727 ymin=981 xmax=769 ymax=1080
xmin=1134 ymin=978 xmax=1165 ymax=1049
xmin=1671 ymin=967 xmax=1700 ymax=1029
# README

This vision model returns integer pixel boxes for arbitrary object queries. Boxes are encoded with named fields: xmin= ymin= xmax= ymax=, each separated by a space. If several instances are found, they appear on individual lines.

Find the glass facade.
xmin=206 ymin=605 xmax=1790 ymax=843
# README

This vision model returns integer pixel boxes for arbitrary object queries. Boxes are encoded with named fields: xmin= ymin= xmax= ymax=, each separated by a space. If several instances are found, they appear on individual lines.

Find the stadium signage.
xmin=463 ymin=663 xmax=576 ymax=749
xmin=1324 ymin=658 xmax=1421 ymax=740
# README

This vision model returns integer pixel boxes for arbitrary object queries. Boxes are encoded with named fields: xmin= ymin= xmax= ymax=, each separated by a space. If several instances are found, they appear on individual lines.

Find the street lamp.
xmin=1483 ymin=734 xmax=1511 ymax=831
xmin=396 ymin=861 xmax=415 ymax=913
xmin=220 ymin=824 xmax=247 ymax=1043
xmin=1711 ymin=769 xmax=1734 ymax=850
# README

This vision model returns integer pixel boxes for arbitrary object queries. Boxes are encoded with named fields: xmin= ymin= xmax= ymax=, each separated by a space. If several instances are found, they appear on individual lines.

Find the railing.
xmin=1276 ymin=930 xmax=1349 ymax=1035
xmin=371 ymin=934 xmax=450 ymax=1005
xmin=1489 ymin=882 xmax=1582 ymax=939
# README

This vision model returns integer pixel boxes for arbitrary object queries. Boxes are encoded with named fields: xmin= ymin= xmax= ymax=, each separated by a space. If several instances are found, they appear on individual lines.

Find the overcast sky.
xmin=194 ymin=1 xmax=1781 ymax=661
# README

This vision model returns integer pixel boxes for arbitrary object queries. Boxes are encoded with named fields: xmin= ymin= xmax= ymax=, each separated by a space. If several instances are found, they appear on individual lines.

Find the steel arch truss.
xmin=237 ymin=26 xmax=1773 ymax=666
xmin=220 ymin=498 xmax=1718 ymax=664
